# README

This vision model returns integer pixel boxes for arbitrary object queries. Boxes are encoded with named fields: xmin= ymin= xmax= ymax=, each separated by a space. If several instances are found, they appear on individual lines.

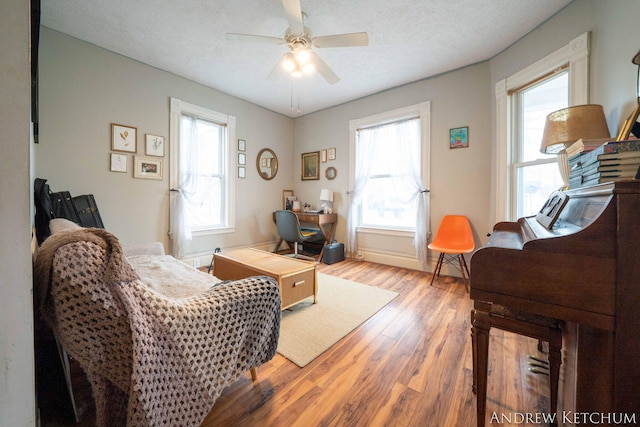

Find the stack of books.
xmin=568 ymin=139 xmax=640 ymax=188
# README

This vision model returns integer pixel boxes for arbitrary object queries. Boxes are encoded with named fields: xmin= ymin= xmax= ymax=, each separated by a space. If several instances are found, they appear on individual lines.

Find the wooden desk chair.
xmin=471 ymin=301 xmax=562 ymax=427
xmin=428 ymin=215 xmax=474 ymax=291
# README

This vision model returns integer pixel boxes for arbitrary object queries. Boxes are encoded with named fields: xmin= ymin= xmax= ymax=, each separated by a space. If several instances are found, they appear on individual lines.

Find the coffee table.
xmin=213 ymin=248 xmax=317 ymax=310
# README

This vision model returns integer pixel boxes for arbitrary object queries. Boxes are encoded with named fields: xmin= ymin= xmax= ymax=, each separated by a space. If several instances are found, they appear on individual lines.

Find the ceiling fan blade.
xmin=309 ymin=52 xmax=340 ymax=85
xmin=313 ymin=32 xmax=369 ymax=48
xmin=282 ymin=0 xmax=304 ymax=34
xmin=267 ymin=54 xmax=289 ymax=81
xmin=225 ymin=33 xmax=284 ymax=44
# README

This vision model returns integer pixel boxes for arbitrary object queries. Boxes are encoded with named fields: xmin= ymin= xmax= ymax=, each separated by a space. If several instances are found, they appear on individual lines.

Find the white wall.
xmin=0 ymin=0 xmax=36 ymax=425
xmin=37 ymin=28 xmax=294 ymax=256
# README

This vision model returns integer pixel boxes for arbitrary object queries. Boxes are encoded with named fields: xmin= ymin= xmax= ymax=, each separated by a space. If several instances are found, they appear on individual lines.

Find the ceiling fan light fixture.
xmin=281 ymin=53 xmax=296 ymax=72
xmin=295 ymin=48 xmax=311 ymax=65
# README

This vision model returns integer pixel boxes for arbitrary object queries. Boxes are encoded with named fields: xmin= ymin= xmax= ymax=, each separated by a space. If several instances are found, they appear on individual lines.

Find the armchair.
xmin=34 ymin=227 xmax=281 ymax=427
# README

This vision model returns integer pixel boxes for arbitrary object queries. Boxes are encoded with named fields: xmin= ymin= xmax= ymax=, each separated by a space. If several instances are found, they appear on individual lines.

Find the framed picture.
xmin=301 ymin=151 xmax=320 ymax=180
xmin=321 ymin=149 xmax=327 ymax=163
xmin=282 ymin=190 xmax=294 ymax=209
xmin=238 ymin=166 xmax=246 ymax=179
xmin=133 ymin=156 xmax=162 ymax=180
xmin=145 ymin=134 xmax=165 ymax=157
xmin=111 ymin=123 xmax=137 ymax=153
xmin=110 ymin=153 xmax=127 ymax=173
xmin=328 ymin=147 xmax=336 ymax=160
xmin=238 ymin=152 xmax=246 ymax=165
xmin=238 ymin=139 xmax=246 ymax=152
xmin=449 ymin=126 xmax=469 ymax=149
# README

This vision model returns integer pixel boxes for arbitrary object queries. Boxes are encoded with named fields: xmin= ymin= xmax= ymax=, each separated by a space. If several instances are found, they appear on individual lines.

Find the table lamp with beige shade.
xmin=540 ymin=104 xmax=611 ymax=189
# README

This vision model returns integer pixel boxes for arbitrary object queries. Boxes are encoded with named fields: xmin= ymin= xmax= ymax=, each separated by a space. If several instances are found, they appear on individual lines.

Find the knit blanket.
xmin=34 ymin=228 xmax=281 ymax=426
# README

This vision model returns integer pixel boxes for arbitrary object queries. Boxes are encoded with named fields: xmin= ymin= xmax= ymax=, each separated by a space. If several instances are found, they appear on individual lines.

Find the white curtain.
xmin=346 ymin=119 xmax=430 ymax=266
xmin=170 ymin=115 xmax=214 ymax=258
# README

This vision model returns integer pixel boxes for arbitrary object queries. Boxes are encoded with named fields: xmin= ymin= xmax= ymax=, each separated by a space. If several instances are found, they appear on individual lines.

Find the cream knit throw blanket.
xmin=35 ymin=228 xmax=281 ymax=426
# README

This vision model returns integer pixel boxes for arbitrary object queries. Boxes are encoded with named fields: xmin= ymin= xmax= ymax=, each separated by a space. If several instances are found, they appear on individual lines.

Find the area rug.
xmin=276 ymin=273 xmax=398 ymax=367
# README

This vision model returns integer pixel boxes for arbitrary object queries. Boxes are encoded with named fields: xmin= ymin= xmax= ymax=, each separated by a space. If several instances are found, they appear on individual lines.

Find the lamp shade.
xmin=319 ymin=188 xmax=333 ymax=202
xmin=540 ymin=104 xmax=610 ymax=154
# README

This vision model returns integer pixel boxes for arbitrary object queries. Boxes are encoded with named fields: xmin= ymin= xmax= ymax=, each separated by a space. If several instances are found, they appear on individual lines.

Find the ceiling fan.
xmin=226 ymin=0 xmax=368 ymax=85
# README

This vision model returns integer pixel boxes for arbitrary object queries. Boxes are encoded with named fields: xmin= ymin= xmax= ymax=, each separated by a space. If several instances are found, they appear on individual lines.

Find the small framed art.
xmin=301 ymin=151 xmax=320 ymax=180
xmin=238 ymin=139 xmax=246 ymax=152
xmin=133 ymin=156 xmax=162 ymax=180
xmin=328 ymin=147 xmax=336 ymax=160
xmin=283 ymin=189 xmax=294 ymax=209
xmin=145 ymin=134 xmax=165 ymax=157
xmin=238 ymin=166 xmax=246 ymax=179
xmin=110 ymin=153 xmax=127 ymax=173
xmin=449 ymin=126 xmax=469 ymax=149
xmin=238 ymin=152 xmax=246 ymax=165
xmin=112 ymin=123 xmax=137 ymax=153
xmin=321 ymin=149 xmax=327 ymax=163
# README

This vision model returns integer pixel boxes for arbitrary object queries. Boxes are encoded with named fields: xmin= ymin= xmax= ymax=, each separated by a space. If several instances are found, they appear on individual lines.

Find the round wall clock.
xmin=325 ymin=166 xmax=337 ymax=180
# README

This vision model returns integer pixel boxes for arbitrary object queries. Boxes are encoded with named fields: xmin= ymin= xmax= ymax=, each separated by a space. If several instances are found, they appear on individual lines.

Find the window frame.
xmin=349 ymin=101 xmax=431 ymax=236
xmin=169 ymin=97 xmax=236 ymax=236
xmin=495 ymin=32 xmax=589 ymax=222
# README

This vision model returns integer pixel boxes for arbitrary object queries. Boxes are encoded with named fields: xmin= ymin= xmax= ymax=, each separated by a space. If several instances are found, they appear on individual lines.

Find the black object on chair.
xmin=274 ymin=210 xmax=318 ymax=261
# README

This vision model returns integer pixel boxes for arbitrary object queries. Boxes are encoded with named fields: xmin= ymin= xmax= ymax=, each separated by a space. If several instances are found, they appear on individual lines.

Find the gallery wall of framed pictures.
xmin=109 ymin=122 xmax=165 ymax=180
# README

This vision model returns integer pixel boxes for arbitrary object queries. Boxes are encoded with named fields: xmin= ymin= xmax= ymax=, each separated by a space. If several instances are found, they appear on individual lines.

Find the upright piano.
xmin=470 ymin=180 xmax=640 ymax=423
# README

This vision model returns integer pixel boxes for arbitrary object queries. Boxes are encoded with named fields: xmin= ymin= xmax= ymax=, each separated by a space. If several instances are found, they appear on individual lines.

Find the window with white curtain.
xmin=347 ymin=102 xmax=430 ymax=265
xmin=169 ymin=98 xmax=235 ymax=258
xmin=357 ymin=118 xmax=421 ymax=229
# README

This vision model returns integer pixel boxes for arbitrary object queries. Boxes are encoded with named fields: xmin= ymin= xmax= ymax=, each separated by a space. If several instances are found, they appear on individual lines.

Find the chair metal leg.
xmin=457 ymin=254 xmax=470 ymax=292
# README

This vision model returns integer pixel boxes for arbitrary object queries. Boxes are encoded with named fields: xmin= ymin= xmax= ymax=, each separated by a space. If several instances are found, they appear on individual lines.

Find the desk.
xmin=272 ymin=211 xmax=338 ymax=261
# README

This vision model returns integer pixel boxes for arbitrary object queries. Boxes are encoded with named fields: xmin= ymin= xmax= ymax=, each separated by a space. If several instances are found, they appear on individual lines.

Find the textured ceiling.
xmin=41 ymin=0 xmax=572 ymax=118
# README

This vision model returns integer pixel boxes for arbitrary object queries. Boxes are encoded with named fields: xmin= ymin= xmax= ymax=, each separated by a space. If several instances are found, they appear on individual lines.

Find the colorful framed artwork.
xmin=133 ymin=156 xmax=162 ymax=180
xmin=111 ymin=123 xmax=137 ymax=153
xmin=145 ymin=134 xmax=165 ymax=157
xmin=449 ymin=126 xmax=469 ymax=149
xmin=301 ymin=151 xmax=320 ymax=180
xmin=110 ymin=153 xmax=127 ymax=173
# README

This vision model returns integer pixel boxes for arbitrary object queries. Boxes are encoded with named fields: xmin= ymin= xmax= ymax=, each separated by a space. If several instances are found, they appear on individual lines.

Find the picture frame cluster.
xmin=109 ymin=123 xmax=165 ymax=180
xmin=303 ymin=147 xmax=337 ymax=181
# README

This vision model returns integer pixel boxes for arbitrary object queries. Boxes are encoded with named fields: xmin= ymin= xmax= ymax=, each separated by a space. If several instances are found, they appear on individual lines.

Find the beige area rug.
xmin=277 ymin=273 xmax=398 ymax=367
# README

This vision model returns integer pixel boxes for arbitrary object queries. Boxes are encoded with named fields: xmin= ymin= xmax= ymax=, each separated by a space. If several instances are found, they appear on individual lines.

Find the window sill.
xmin=356 ymin=226 xmax=415 ymax=238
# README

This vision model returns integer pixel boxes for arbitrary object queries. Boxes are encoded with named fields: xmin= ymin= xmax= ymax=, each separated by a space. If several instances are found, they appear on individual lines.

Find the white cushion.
xmin=49 ymin=218 xmax=81 ymax=234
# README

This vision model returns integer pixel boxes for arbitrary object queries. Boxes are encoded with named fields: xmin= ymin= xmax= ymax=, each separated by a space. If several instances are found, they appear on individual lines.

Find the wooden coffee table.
xmin=213 ymin=248 xmax=317 ymax=310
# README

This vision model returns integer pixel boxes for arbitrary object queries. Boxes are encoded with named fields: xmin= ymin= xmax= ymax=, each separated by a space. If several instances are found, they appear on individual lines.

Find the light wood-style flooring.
xmin=202 ymin=259 xmax=551 ymax=427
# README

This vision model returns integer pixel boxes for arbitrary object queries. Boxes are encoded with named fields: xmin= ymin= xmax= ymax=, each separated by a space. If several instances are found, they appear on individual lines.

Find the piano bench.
xmin=471 ymin=301 xmax=562 ymax=427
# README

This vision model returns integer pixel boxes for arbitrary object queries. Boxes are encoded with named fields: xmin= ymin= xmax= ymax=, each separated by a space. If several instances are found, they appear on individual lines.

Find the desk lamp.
xmin=319 ymin=189 xmax=333 ymax=213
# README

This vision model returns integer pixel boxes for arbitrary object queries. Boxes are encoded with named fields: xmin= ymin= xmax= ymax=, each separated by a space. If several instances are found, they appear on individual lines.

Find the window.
xmin=357 ymin=118 xmax=421 ymax=229
xmin=495 ymin=32 xmax=589 ymax=222
xmin=179 ymin=115 xmax=228 ymax=230
xmin=347 ymin=102 xmax=430 ymax=264
xmin=169 ymin=98 xmax=235 ymax=257
xmin=512 ymin=73 xmax=568 ymax=218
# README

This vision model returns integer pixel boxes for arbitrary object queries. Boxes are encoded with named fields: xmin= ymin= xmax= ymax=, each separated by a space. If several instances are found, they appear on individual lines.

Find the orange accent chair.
xmin=428 ymin=215 xmax=474 ymax=291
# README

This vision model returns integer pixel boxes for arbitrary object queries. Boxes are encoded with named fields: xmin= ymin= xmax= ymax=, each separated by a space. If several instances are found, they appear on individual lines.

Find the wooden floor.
xmin=40 ymin=259 xmax=552 ymax=426
xmin=202 ymin=260 xmax=551 ymax=427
